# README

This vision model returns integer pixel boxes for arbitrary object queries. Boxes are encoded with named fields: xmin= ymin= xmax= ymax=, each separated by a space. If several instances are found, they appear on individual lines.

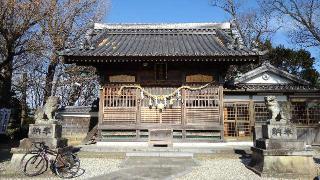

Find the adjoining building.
xmin=59 ymin=22 xmax=320 ymax=144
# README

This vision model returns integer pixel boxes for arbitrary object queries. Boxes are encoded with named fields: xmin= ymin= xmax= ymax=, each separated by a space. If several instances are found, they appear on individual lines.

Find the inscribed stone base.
xmin=28 ymin=123 xmax=62 ymax=139
xmin=255 ymin=138 xmax=305 ymax=150
xmin=262 ymin=124 xmax=297 ymax=140
xmin=23 ymin=123 xmax=67 ymax=149
xmin=248 ymin=147 xmax=317 ymax=179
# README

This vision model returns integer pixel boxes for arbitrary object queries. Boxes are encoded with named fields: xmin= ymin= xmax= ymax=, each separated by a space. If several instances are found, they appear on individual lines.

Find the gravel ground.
xmin=176 ymin=154 xmax=320 ymax=180
xmin=0 ymin=158 xmax=122 ymax=180
xmin=1 ymin=153 xmax=320 ymax=179
xmin=175 ymin=158 xmax=275 ymax=180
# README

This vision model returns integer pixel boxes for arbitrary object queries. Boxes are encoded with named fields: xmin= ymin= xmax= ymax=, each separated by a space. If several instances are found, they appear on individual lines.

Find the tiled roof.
xmin=61 ymin=23 xmax=262 ymax=63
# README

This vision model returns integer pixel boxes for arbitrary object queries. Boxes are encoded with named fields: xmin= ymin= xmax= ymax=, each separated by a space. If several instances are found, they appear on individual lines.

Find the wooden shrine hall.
xmin=60 ymin=22 xmax=319 ymax=143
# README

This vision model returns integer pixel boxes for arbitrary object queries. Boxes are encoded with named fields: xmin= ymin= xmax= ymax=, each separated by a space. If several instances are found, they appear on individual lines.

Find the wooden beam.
xmin=98 ymin=123 xmax=223 ymax=130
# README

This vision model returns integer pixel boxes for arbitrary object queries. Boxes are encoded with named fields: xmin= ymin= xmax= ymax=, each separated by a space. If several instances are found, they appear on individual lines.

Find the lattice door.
xmin=224 ymin=102 xmax=250 ymax=137
xmin=254 ymin=102 xmax=269 ymax=123
xmin=140 ymin=87 xmax=182 ymax=124
xmin=291 ymin=102 xmax=320 ymax=125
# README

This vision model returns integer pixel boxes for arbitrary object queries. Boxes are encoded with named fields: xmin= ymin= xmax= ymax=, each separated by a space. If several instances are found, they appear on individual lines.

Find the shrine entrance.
xmin=99 ymin=85 xmax=224 ymax=142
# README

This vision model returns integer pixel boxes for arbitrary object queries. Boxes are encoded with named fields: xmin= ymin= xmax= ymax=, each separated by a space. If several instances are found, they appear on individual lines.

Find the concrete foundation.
xmin=249 ymin=147 xmax=316 ymax=178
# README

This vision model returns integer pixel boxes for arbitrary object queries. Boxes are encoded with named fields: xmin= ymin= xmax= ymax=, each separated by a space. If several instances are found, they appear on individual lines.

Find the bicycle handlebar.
xmin=33 ymin=142 xmax=49 ymax=150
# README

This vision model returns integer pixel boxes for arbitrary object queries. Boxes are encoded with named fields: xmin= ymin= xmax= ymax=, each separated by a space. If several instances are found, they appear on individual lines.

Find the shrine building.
xmin=59 ymin=22 xmax=320 ymax=144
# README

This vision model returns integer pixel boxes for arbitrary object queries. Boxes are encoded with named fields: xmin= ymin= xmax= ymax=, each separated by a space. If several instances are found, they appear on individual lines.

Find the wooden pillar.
xmin=249 ymin=95 xmax=254 ymax=137
xmin=181 ymin=89 xmax=186 ymax=140
xmin=219 ymin=85 xmax=224 ymax=141
xmin=98 ymin=87 xmax=104 ymax=141
xmin=99 ymin=87 xmax=104 ymax=125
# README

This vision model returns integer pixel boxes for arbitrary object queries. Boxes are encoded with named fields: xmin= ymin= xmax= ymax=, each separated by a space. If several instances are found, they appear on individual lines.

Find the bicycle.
xmin=21 ymin=142 xmax=80 ymax=178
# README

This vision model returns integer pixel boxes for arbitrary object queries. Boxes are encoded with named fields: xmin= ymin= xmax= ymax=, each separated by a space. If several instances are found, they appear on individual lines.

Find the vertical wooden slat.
xmin=136 ymin=88 xmax=141 ymax=125
xmin=249 ymin=95 xmax=254 ymax=127
xmin=307 ymin=103 xmax=310 ymax=125
xmin=182 ymin=89 xmax=186 ymax=140
xmin=219 ymin=85 xmax=224 ymax=140
xmin=99 ymin=88 xmax=104 ymax=125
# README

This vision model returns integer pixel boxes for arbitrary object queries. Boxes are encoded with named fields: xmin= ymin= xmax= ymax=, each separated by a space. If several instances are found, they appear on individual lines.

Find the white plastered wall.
xmin=242 ymin=72 xmax=293 ymax=84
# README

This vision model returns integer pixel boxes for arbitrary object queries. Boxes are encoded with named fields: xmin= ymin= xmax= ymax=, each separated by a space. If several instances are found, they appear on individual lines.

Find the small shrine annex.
xmin=59 ymin=22 xmax=320 ymax=144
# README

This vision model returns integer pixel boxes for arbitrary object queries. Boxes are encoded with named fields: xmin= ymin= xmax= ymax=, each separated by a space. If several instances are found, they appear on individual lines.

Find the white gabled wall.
xmin=243 ymin=72 xmax=293 ymax=84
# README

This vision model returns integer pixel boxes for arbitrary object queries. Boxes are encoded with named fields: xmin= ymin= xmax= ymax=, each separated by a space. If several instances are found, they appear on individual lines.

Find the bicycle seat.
xmin=58 ymin=146 xmax=73 ymax=154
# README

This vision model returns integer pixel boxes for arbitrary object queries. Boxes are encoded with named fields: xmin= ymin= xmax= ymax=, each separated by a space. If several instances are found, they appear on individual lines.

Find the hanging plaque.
xmin=109 ymin=75 xmax=136 ymax=83
xmin=186 ymin=74 xmax=213 ymax=83
xmin=0 ymin=108 xmax=11 ymax=134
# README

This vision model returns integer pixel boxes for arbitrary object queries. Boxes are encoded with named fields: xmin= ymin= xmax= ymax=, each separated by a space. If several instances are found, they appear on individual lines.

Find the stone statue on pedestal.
xmin=21 ymin=96 xmax=67 ymax=149
xmin=264 ymin=96 xmax=287 ymax=124
xmin=34 ymin=96 xmax=60 ymax=124
xmin=248 ymin=96 xmax=317 ymax=178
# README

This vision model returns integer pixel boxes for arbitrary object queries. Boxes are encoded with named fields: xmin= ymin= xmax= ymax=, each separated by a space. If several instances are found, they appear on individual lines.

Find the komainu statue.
xmin=35 ymin=96 xmax=60 ymax=124
xmin=264 ymin=96 xmax=287 ymax=124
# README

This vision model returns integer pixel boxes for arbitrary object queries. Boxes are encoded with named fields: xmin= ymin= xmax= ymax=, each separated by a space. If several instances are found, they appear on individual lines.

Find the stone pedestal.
xmin=248 ymin=122 xmax=317 ymax=178
xmin=17 ymin=122 xmax=67 ymax=150
xmin=27 ymin=123 xmax=67 ymax=148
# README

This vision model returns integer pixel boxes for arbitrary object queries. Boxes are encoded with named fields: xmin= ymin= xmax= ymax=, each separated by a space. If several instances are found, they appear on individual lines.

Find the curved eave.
xmin=62 ymin=54 xmax=260 ymax=64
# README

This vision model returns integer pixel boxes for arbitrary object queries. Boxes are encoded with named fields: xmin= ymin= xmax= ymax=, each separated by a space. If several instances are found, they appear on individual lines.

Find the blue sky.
xmin=104 ymin=0 xmax=319 ymax=70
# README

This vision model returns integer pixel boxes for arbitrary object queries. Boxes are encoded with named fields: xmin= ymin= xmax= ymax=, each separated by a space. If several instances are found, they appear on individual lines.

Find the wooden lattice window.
xmin=104 ymin=86 xmax=136 ymax=108
xmin=291 ymin=102 xmax=320 ymax=125
xmin=254 ymin=102 xmax=269 ymax=123
xmin=103 ymin=86 xmax=137 ymax=123
xmin=185 ymin=87 xmax=220 ymax=124
xmin=155 ymin=63 xmax=167 ymax=81
xmin=185 ymin=88 xmax=219 ymax=108
xmin=309 ymin=104 xmax=320 ymax=125
xmin=224 ymin=102 xmax=250 ymax=137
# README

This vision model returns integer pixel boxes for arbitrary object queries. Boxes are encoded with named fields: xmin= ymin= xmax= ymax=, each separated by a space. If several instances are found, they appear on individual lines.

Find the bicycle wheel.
xmin=54 ymin=153 xmax=80 ymax=178
xmin=20 ymin=150 xmax=39 ymax=171
xmin=23 ymin=154 xmax=48 ymax=176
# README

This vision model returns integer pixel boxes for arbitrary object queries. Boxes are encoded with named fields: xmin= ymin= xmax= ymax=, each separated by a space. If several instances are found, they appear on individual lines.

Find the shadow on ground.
xmin=0 ymin=143 xmax=13 ymax=163
xmin=234 ymin=149 xmax=252 ymax=166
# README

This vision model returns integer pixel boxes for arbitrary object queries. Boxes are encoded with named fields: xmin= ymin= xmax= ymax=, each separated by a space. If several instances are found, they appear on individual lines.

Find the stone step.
xmin=120 ymin=156 xmax=198 ymax=168
xmin=79 ymin=142 xmax=253 ymax=154
xmin=126 ymin=152 xmax=193 ymax=157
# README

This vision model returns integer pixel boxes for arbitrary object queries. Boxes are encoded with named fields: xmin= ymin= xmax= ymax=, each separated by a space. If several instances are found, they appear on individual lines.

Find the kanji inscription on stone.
xmin=262 ymin=124 xmax=297 ymax=140
xmin=28 ymin=124 xmax=58 ymax=138
xmin=32 ymin=127 xmax=41 ymax=135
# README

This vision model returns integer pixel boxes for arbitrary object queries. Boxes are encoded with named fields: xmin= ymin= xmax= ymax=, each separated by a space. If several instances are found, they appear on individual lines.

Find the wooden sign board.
xmin=186 ymin=74 xmax=213 ymax=83
xmin=0 ymin=108 xmax=11 ymax=134
xmin=109 ymin=75 xmax=135 ymax=83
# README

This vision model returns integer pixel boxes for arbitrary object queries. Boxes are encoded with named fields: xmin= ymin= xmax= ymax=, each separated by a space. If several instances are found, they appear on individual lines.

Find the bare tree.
xmin=54 ymin=64 xmax=98 ymax=106
xmin=41 ymin=0 xmax=107 ymax=102
xmin=211 ymin=0 xmax=278 ymax=47
xmin=0 ymin=0 xmax=47 ymax=108
xmin=261 ymin=0 xmax=320 ymax=47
